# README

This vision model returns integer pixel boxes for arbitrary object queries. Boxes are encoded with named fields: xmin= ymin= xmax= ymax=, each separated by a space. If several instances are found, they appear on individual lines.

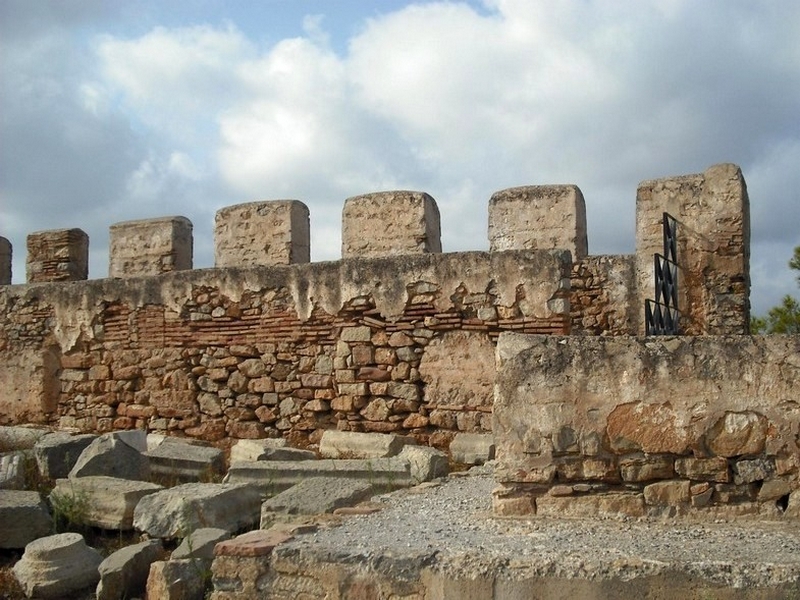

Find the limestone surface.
xmin=50 ymin=476 xmax=163 ymax=530
xmin=0 ymin=490 xmax=52 ymax=548
xmin=69 ymin=431 xmax=150 ymax=480
xmin=172 ymin=527 xmax=231 ymax=561
xmin=145 ymin=437 xmax=224 ymax=482
xmin=13 ymin=532 xmax=102 ymax=599
xmin=449 ymin=433 xmax=496 ymax=465
xmin=318 ymin=430 xmax=411 ymax=459
xmin=0 ymin=452 xmax=25 ymax=490
xmin=260 ymin=477 xmax=374 ymax=526
xmin=146 ymin=559 xmax=208 ymax=600
xmin=96 ymin=539 xmax=163 ymax=600
xmin=133 ymin=483 xmax=261 ymax=539
xmin=33 ymin=431 xmax=96 ymax=479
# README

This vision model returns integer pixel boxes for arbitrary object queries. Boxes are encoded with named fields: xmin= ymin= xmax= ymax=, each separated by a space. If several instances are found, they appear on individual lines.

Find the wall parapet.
xmin=493 ymin=333 xmax=800 ymax=519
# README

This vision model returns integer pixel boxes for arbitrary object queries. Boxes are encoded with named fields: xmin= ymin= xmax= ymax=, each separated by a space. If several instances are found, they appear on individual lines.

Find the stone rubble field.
xmin=2 ymin=424 xmax=800 ymax=599
xmin=0 ymin=425 xmax=469 ymax=599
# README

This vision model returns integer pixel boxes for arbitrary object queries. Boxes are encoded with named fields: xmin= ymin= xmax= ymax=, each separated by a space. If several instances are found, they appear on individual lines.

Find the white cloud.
xmin=1 ymin=0 xmax=797 ymax=313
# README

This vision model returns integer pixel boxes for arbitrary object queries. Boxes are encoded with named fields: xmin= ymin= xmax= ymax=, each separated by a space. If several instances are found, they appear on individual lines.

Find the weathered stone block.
xmin=619 ymin=454 xmax=675 ymax=482
xmin=674 ymin=456 xmax=729 ymax=483
xmin=69 ymin=431 xmax=150 ymax=480
xmin=261 ymin=477 xmax=374 ymax=527
xmin=13 ymin=532 xmax=102 ymax=599
xmin=489 ymin=184 xmax=588 ymax=259
xmin=109 ymin=216 xmax=193 ymax=277
xmin=34 ymin=432 xmax=96 ymax=480
xmin=97 ymin=539 xmax=162 ymax=600
xmin=643 ymin=480 xmax=691 ymax=506
xmin=0 ymin=452 xmax=25 ymax=490
xmin=50 ymin=476 xmax=163 ymax=530
xmin=0 ymin=490 xmax=52 ymax=548
xmin=145 ymin=437 xmax=225 ymax=482
xmin=172 ymin=528 xmax=230 ymax=561
xmin=214 ymin=200 xmax=310 ymax=267
xmin=398 ymin=444 xmax=449 ymax=483
xmin=318 ymin=430 xmax=410 ymax=459
xmin=449 ymin=433 xmax=496 ymax=465
xmin=146 ymin=559 xmax=207 ymax=600
xmin=26 ymin=228 xmax=88 ymax=282
xmin=133 ymin=483 xmax=261 ymax=539
xmin=341 ymin=191 xmax=441 ymax=258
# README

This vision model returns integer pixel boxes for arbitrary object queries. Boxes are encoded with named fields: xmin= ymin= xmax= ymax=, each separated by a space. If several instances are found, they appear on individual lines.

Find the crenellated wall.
xmin=0 ymin=165 xmax=757 ymax=455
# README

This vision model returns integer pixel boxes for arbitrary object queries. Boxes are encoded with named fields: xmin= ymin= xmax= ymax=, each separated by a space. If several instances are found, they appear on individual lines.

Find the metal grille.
xmin=645 ymin=213 xmax=680 ymax=335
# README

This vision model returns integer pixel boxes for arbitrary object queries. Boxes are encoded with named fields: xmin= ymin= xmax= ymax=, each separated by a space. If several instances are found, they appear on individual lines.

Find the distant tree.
xmin=751 ymin=245 xmax=800 ymax=334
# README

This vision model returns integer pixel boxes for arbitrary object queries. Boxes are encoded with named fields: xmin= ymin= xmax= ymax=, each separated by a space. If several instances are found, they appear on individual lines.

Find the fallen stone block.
xmin=0 ymin=452 xmax=26 ymax=490
xmin=398 ymin=445 xmax=449 ymax=483
xmin=97 ymin=539 xmax=163 ymax=600
xmin=146 ymin=559 xmax=208 ymax=600
xmin=34 ymin=432 xmax=96 ymax=480
xmin=449 ymin=432 xmax=495 ymax=465
xmin=225 ymin=457 xmax=414 ymax=495
xmin=145 ymin=438 xmax=225 ymax=483
xmin=0 ymin=425 xmax=50 ymax=451
xmin=0 ymin=490 xmax=52 ymax=549
xmin=172 ymin=527 xmax=231 ymax=561
xmin=69 ymin=431 xmax=150 ymax=480
xmin=229 ymin=438 xmax=287 ymax=463
xmin=260 ymin=477 xmax=374 ymax=528
xmin=133 ymin=483 xmax=261 ymax=539
xmin=50 ymin=476 xmax=163 ymax=530
xmin=318 ymin=430 xmax=413 ymax=459
xmin=13 ymin=532 xmax=102 ymax=599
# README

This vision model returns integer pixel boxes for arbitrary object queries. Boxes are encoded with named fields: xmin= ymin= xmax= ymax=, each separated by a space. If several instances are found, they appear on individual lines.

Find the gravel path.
xmin=282 ymin=467 xmax=800 ymax=588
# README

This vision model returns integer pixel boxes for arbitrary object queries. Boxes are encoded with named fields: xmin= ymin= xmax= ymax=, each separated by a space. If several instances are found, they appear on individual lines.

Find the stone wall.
xmin=0 ymin=250 xmax=570 ymax=447
xmin=493 ymin=333 xmax=800 ymax=519
xmin=0 ymin=165 xmax=760 ymax=451
xmin=635 ymin=163 xmax=750 ymax=334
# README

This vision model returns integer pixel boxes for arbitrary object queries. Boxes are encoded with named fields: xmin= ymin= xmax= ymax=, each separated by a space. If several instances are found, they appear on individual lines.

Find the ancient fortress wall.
xmin=493 ymin=333 xmax=800 ymax=519
xmin=0 ymin=165 xmax=755 ymax=459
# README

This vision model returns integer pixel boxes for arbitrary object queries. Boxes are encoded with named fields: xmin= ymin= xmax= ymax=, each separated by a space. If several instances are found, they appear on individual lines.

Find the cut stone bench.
xmin=0 ymin=490 xmax=52 ymax=548
xmin=133 ymin=482 xmax=261 ymax=539
xmin=13 ymin=532 xmax=102 ymax=599
xmin=50 ymin=476 xmax=163 ymax=530
xmin=0 ymin=425 xmax=51 ymax=451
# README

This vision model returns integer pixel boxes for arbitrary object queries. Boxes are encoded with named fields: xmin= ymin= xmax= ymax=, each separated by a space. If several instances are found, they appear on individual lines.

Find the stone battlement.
xmin=0 ymin=165 xmax=764 ymax=496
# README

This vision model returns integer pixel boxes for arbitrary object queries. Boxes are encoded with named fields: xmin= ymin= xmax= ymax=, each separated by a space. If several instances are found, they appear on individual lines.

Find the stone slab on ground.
xmin=13 ymin=532 xmax=103 ymax=599
xmin=449 ymin=432 xmax=495 ymax=465
xmin=318 ymin=430 xmax=412 ymax=459
xmin=225 ymin=457 xmax=413 ymax=495
xmin=133 ymin=482 xmax=261 ymax=539
xmin=230 ymin=438 xmax=288 ymax=463
xmin=256 ymin=472 xmax=800 ymax=600
xmin=145 ymin=438 xmax=225 ymax=482
xmin=34 ymin=432 xmax=96 ymax=479
xmin=69 ymin=431 xmax=150 ymax=480
xmin=97 ymin=539 xmax=163 ymax=600
xmin=50 ymin=476 xmax=163 ymax=530
xmin=0 ymin=490 xmax=52 ymax=548
xmin=260 ymin=477 xmax=374 ymax=527
xmin=172 ymin=527 xmax=231 ymax=561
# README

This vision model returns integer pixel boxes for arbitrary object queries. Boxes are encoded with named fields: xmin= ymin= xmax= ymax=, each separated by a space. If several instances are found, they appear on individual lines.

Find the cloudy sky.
xmin=1 ymin=0 xmax=798 ymax=315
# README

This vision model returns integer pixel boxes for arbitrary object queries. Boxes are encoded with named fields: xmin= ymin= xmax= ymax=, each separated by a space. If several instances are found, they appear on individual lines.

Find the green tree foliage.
xmin=751 ymin=245 xmax=800 ymax=334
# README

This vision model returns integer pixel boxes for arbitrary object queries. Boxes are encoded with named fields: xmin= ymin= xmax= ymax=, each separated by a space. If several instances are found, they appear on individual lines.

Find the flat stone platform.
xmin=257 ymin=468 xmax=800 ymax=599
